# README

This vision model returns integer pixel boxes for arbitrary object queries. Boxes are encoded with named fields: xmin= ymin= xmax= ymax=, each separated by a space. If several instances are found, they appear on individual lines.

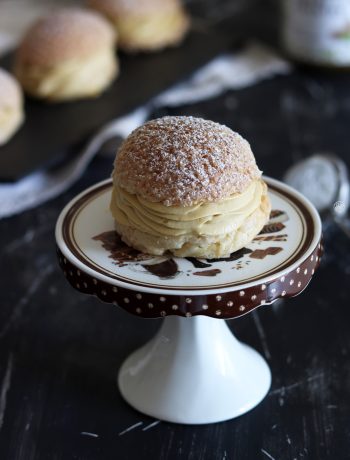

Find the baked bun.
xmin=110 ymin=116 xmax=271 ymax=258
xmin=87 ymin=0 xmax=189 ymax=53
xmin=0 ymin=68 xmax=24 ymax=146
xmin=14 ymin=8 xmax=118 ymax=101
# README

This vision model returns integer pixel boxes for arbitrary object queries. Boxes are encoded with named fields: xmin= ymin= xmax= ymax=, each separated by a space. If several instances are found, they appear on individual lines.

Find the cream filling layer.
xmin=110 ymin=179 xmax=264 ymax=238
xmin=16 ymin=48 xmax=117 ymax=100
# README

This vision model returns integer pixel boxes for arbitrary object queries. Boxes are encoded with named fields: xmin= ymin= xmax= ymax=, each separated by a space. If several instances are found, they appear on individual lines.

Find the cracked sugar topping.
xmin=114 ymin=116 xmax=262 ymax=207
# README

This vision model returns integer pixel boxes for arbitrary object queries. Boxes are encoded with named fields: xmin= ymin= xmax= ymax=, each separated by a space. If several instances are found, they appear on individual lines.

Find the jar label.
xmin=283 ymin=0 xmax=350 ymax=65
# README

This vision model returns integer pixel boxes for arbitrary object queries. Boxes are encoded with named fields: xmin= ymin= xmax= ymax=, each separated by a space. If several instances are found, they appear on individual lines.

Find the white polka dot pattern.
xmin=57 ymin=238 xmax=323 ymax=319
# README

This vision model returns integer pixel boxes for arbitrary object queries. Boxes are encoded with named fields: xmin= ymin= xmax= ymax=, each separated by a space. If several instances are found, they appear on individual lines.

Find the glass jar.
xmin=282 ymin=0 xmax=350 ymax=69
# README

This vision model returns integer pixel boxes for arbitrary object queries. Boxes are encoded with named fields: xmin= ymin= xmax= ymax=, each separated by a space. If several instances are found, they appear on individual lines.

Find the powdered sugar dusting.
xmin=16 ymin=8 xmax=115 ymax=66
xmin=114 ymin=116 xmax=261 ymax=206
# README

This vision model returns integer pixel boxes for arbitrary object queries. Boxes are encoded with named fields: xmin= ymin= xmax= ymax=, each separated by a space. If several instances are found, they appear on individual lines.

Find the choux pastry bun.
xmin=14 ymin=8 xmax=118 ymax=102
xmin=110 ymin=116 xmax=271 ymax=258
xmin=0 ymin=68 xmax=24 ymax=145
xmin=87 ymin=0 xmax=190 ymax=53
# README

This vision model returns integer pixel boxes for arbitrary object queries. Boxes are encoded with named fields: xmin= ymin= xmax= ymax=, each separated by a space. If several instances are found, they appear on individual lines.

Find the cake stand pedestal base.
xmin=118 ymin=316 xmax=271 ymax=424
xmin=56 ymin=177 xmax=322 ymax=425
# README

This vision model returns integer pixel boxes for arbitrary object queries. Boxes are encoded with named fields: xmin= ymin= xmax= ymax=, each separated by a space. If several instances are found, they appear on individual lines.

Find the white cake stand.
xmin=55 ymin=177 xmax=322 ymax=424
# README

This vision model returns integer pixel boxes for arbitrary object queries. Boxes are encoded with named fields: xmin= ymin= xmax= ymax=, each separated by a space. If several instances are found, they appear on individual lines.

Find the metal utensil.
xmin=284 ymin=154 xmax=350 ymax=237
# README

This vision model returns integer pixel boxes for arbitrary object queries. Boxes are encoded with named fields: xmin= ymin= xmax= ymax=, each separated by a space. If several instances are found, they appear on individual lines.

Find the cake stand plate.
xmin=55 ymin=177 xmax=322 ymax=424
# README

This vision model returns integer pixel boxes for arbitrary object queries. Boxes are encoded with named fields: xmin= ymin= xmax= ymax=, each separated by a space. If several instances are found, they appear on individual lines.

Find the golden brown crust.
xmin=113 ymin=116 xmax=262 ymax=207
xmin=15 ymin=8 xmax=116 ymax=67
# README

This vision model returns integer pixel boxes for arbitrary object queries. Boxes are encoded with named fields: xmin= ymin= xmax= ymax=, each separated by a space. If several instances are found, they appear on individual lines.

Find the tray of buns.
xmin=0 ymin=3 xmax=246 ymax=182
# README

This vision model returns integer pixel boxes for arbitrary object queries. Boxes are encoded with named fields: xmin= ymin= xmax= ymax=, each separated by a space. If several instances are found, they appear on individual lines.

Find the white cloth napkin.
xmin=0 ymin=42 xmax=291 ymax=219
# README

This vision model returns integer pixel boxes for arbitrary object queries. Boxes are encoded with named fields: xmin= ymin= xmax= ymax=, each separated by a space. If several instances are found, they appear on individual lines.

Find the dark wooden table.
xmin=1 ymin=23 xmax=350 ymax=460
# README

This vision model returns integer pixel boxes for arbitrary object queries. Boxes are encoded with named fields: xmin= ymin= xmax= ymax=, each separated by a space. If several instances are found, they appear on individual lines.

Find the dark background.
xmin=1 ymin=1 xmax=350 ymax=459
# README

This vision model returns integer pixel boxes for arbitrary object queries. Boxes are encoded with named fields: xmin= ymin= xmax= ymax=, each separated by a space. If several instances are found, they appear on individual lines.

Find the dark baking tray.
xmin=0 ymin=16 xmax=245 ymax=181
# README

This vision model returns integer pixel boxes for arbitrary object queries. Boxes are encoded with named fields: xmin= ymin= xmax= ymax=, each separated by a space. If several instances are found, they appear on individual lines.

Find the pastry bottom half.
xmin=15 ymin=48 xmax=118 ymax=101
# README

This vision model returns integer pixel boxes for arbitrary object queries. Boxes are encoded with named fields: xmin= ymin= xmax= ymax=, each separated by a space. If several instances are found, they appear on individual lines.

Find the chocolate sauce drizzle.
xmin=92 ymin=231 xmax=152 ymax=264
xmin=193 ymin=269 xmax=221 ymax=277
xmin=270 ymin=210 xmax=285 ymax=219
xmin=208 ymin=247 xmax=252 ymax=263
xmin=249 ymin=247 xmax=283 ymax=259
xmin=92 ymin=209 xmax=288 ymax=280
xmin=260 ymin=222 xmax=286 ymax=234
xmin=186 ymin=258 xmax=212 ymax=268
xmin=143 ymin=259 xmax=179 ymax=278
